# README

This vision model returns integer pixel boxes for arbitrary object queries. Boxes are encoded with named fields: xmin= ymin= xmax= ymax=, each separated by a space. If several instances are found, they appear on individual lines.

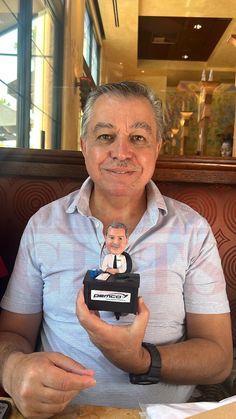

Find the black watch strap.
xmin=129 ymin=342 xmax=162 ymax=385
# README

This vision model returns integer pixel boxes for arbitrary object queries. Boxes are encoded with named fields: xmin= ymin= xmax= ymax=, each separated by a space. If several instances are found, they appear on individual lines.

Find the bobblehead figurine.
xmin=96 ymin=222 xmax=132 ymax=280
xmin=83 ymin=222 xmax=140 ymax=319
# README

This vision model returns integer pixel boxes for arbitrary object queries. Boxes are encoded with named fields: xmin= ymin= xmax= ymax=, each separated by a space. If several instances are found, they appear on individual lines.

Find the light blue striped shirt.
xmin=1 ymin=178 xmax=229 ymax=408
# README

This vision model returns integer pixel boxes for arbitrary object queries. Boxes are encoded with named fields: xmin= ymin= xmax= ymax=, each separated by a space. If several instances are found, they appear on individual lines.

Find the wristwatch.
xmin=129 ymin=342 xmax=162 ymax=385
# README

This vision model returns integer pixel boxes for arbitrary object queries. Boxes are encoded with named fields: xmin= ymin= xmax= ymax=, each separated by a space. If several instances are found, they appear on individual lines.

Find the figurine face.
xmin=221 ymin=142 xmax=232 ymax=157
xmin=105 ymin=227 xmax=128 ymax=255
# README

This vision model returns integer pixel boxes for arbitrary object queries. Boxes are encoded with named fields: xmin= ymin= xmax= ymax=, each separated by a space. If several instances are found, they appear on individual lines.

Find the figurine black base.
xmin=83 ymin=270 xmax=140 ymax=319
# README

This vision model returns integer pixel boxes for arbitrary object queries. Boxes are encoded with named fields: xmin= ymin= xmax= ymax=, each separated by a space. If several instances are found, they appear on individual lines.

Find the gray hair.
xmin=106 ymin=222 xmax=129 ymax=237
xmin=81 ymin=80 xmax=164 ymax=143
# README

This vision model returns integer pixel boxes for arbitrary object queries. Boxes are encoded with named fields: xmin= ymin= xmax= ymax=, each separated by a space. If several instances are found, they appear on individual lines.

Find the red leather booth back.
xmin=0 ymin=149 xmax=236 ymax=343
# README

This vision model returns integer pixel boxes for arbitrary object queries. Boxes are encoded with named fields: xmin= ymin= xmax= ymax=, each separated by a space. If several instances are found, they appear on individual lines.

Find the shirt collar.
xmin=66 ymin=177 xmax=93 ymax=215
xmin=65 ymin=177 xmax=168 ymax=219
xmin=146 ymin=180 xmax=168 ymax=218
xmin=126 ymin=180 xmax=167 ymax=242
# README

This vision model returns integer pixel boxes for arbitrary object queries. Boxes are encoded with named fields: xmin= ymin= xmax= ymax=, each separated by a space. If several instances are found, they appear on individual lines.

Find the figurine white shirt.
xmin=101 ymin=253 xmax=127 ymax=273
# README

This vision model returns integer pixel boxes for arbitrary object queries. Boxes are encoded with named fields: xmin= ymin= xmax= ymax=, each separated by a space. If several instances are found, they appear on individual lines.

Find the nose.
xmin=114 ymin=237 xmax=120 ymax=246
xmin=110 ymin=135 xmax=132 ymax=160
xmin=110 ymin=237 xmax=118 ymax=246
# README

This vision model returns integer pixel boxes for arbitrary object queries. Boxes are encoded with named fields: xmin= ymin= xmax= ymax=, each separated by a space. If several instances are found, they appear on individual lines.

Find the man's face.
xmin=105 ymin=227 xmax=128 ymax=255
xmin=81 ymin=94 xmax=162 ymax=199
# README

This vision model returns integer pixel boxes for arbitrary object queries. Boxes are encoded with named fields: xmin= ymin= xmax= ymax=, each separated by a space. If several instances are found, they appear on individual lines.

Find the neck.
xmin=90 ymin=187 xmax=147 ymax=234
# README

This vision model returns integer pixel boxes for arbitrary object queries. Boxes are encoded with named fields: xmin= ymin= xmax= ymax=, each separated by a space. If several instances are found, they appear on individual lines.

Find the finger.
xmin=132 ymin=297 xmax=149 ymax=334
xmin=48 ymin=352 xmax=94 ymax=376
xmin=43 ymin=364 xmax=96 ymax=391
xmin=18 ymin=399 xmax=69 ymax=419
xmin=137 ymin=296 xmax=149 ymax=317
xmin=77 ymin=289 xmax=104 ymax=330
xmin=76 ymin=287 xmax=90 ymax=318
xmin=77 ymin=285 xmax=85 ymax=304
xmin=77 ymin=286 xmax=100 ymax=317
xmin=38 ymin=386 xmax=78 ymax=405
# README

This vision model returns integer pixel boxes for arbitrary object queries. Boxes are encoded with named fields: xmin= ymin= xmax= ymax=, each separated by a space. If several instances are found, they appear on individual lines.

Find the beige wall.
xmin=61 ymin=0 xmax=85 ymax=150
xmin=233 ymin=75 xmax=236 ymax=158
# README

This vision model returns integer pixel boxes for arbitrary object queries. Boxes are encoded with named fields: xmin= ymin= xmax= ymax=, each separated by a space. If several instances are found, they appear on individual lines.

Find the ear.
xmin=80 ymin=137 xmax=86 ymax=155
xmin=156 ymin=139 xmax=162 ymax=158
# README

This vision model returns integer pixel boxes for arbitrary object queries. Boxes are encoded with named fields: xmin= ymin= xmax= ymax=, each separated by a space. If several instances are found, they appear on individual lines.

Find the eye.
xmin=97 ymin=134 xmax=114 ymax=143
xmin=130 ymin=135 xmax=146 ymax=144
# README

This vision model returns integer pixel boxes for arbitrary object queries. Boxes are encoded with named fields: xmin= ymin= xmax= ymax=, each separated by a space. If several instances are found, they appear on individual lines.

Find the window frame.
xmin=0 ymin=0 xmax=64 ymax=149
xmin=83 ymin=3 xmax=100 ymax=86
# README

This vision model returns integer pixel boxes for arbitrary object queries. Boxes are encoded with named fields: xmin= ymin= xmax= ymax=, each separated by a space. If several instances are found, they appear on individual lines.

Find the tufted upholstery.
xmin=0 ymin=149 xmax=236 ymax=347
xmin=158 ymin=182 xmax=236 ymax=344
xmin=0 ymin=175 xmax=82 ymax=300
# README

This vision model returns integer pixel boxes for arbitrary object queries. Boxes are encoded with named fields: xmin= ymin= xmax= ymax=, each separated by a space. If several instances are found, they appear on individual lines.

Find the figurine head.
xmin=105 ymin=222 xmax=128 ymax=255
xmin=221 ymin=141 xmax=232 ymax=157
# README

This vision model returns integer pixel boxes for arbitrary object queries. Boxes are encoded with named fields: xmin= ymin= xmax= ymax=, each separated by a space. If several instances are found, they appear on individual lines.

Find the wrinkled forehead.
xmin=91 ymin=94 xmax=156 ymax=123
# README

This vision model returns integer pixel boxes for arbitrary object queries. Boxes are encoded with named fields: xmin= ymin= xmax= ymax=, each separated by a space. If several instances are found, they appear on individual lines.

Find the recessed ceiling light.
xmin=194 ymin=24 xmax=202 ymax=30
xmin=141 ymin=70 xmax=145 ymax=73
xmin=182 ymin=54 xmax=189 ymax=60
xmin=119 ymin=62 xmax=123 ymax=65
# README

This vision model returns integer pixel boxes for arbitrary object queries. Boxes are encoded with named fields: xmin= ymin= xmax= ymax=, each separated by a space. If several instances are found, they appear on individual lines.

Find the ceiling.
xmin=138 ymin=16 xmax=231 ymax=62
xmin=97 ymin=0 xmax=236 ymax=92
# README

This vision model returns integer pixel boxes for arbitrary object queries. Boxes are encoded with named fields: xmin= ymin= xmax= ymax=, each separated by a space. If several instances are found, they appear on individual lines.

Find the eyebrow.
xmin=130 ymin=121 xmax=153 ymax=134
xmin=108 ymin=234 xmax=125 ymax=238
xmin=93 ymin=121 xmax=153 ymax=134
xmin=93 ymin=122 xmax=114 ymax=134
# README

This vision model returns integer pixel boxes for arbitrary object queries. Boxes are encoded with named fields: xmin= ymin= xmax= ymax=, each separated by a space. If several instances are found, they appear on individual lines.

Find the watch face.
xmin=129 ymin=373 xmax=159 ymax=385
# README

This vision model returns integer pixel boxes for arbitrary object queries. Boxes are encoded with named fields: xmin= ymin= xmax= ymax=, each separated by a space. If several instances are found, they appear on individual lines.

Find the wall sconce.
xmin=227 ymin=34 xmax=236 ymax=47
xmin=74 ymin=76 xmax=94 ymax=110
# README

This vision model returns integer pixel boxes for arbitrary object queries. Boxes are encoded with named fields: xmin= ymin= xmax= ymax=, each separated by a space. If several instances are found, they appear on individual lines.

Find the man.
xmin=0 ymin=81 xmax=233 ymax=417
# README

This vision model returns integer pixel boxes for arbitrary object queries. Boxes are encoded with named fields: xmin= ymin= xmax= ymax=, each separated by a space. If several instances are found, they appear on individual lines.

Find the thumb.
xmin=137 ymin=296 xmax=149 ymax=317
xmin=132 ymin=296 xmax=149 ymax=332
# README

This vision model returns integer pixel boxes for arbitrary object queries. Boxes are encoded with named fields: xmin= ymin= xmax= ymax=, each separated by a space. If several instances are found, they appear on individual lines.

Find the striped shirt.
xmin=1 ymin=178 xmax=229 ymax=408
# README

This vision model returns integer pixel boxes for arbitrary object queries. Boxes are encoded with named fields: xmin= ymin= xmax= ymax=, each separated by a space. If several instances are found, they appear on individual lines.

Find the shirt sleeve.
xmin=101 ymin=254 xmax=110 ymax=271
xmin=1 ymin=219 xmax=43 ymax=314
xmin=183 ymin=216 xmax=230 ymax=314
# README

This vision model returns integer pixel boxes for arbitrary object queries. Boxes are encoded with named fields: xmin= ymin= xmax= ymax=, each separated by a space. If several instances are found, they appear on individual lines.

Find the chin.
xmin=107 ymin=179 xmax=143 ymax=193
xmin=108 ymin=187 xmax=135 ymax=197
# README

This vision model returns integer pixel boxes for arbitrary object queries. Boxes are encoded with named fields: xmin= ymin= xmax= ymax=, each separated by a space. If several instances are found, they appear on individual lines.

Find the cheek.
xmin=139 ymin=152 xmax=157 ymax=174
xmin=84 ymin=148 xmax=105 ymax=172
xmin=106 ymin=242 xmax=112 ymax=251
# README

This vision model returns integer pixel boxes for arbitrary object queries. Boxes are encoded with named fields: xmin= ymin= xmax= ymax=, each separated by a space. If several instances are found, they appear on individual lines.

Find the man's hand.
xmin=2 ymin=351 xmax=96 ymax=418
xmin=105 ymin=268 xmax=119 ymax=274
xmin=76 ymin=287 xmax=150 ymax=374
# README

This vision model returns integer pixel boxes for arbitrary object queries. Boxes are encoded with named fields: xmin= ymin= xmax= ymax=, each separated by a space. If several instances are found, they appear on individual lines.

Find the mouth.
xmin=103 ymin=168 xmax=138 ymax=175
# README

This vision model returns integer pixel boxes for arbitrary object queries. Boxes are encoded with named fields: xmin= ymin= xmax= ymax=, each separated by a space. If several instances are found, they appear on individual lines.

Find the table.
xmin=1 ymin=397 xmax=140 ymax=418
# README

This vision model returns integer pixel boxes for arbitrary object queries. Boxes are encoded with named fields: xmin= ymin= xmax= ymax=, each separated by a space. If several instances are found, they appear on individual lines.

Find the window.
xmin=0 ymin=0 xmax=64 ymax=149
xmin=83 ymin=5 xmax=100 ymax=85
xmin=0 ymin=0 xmax=19 ymax=148
xmin=83 ymin=6 xmax=91 ymax=67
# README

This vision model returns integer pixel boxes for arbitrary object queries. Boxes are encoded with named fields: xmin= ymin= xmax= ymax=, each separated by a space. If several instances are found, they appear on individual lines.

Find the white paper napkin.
xmin=142 ymin=395 xmax=236 ymax=418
